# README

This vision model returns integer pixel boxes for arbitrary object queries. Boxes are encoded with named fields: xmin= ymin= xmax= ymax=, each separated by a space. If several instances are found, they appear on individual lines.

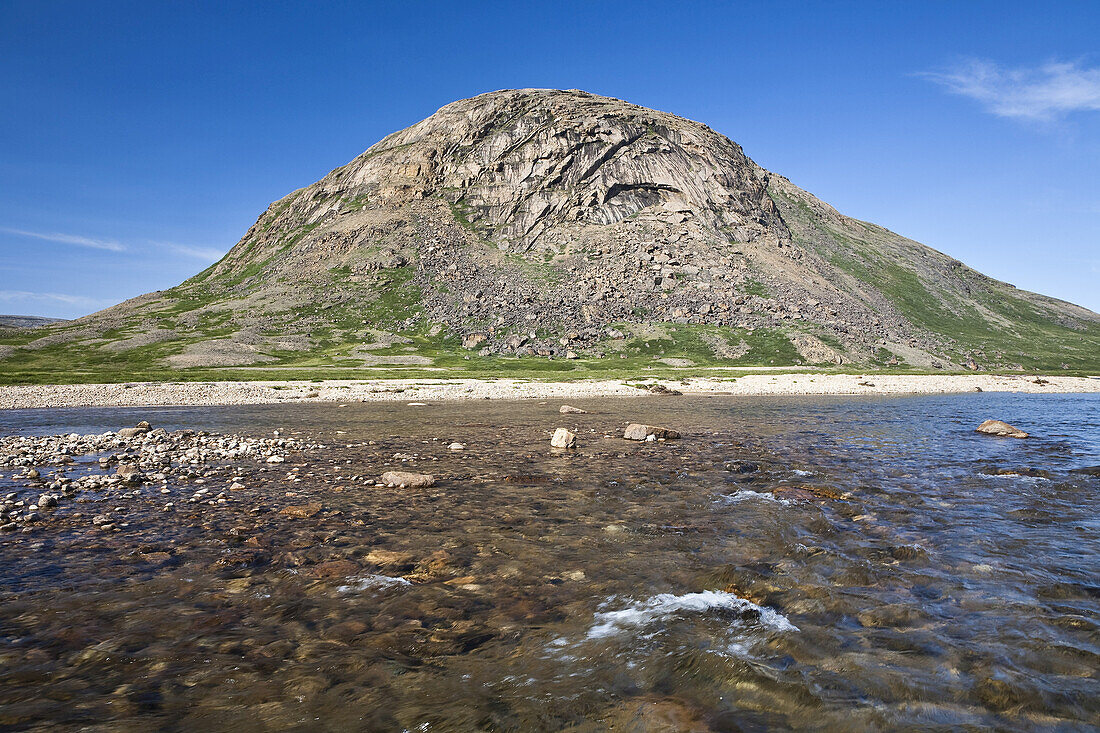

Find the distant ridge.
xmin=0 ymin=315 xmax=69 ymax=330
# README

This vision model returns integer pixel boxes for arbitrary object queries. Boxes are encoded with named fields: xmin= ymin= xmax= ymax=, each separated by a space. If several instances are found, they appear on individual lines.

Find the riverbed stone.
xmin=280 ymin=502 xmax=323 ymax=518
xmin=976 ymin=420 xmax=1029 ymax=438
xmin=551 ymin=428 xmax=577 ymax=449
xmin=380 ymin=471 xmax=436 ymax=488
xmin=623 ymin=423 xmax=681 ymax=441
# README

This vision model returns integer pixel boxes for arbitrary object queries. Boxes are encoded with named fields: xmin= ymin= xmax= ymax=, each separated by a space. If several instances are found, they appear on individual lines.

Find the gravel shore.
xmin=1 ymin=373 xmax=1098 ymax=409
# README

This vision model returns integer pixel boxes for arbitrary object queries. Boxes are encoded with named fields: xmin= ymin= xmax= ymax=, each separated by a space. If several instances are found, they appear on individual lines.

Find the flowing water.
xmin=1 ymin=393 xmax=1098 ymax=731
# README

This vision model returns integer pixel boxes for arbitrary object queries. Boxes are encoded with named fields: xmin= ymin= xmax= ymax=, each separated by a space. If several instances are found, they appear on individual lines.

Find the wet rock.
xmin=280 ymin=502 xmax=323 ymax=519
xmin=116 ymin=464 xmax=144 ymax=485
xmin=406 ymin=550 xmax=460 ymax=582
xmin=365 ymin=549 xmax=415 ymax=569
xmin=380 ymin=471 xmax=435 ymax=488
xmin=551 ymin=428 xmax=577 ymax=449
xmin=772 ymin=487 xmax=818 ymax=502
xmin=787 ymin=484 xmax=843 ymax=500
xmin=1069 ymin=465 xmax=1100 ymax=477
xmin=647 ymin=383 xmax=683 ymax=396
xmin=309 ymin=559 xmax=360 ymax=578
xmin=890 ymin=544 xmax=929 ymax=561
xmin=989 ymin=467 xmax=1051 ymax=479
xmin=623 ymin=423 xmax=681 ymax=441
xmin=559 ymin=405 xmax=587 ymax=414
xmin=117 ymin=422 xmax=152 ymax=438
xmin=426 ymin=619 xmax=494 ymax=653
xmin=598 ymin=696 xmax=710 ymax=732
xmin=975 ymin=420 xmax=1028 ymax=438
xmin=36 ymin=494 xmax=58 ymax=508
xmin=724 ymin=460 xmax=758 ymax=474
xmin=212 ymin=549 xmax=271 ymax=569
xmin=973 ymin=672 xmax=1042 ymax=712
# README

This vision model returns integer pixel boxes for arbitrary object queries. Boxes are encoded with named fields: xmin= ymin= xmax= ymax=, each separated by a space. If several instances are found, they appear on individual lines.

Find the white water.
xmin=585 ymin=590 xmax=798 ymax=639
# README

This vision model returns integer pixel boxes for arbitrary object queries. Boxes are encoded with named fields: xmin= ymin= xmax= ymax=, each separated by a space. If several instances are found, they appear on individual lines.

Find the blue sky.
xmin=2 ymin=0 xmax=1098 ymax=318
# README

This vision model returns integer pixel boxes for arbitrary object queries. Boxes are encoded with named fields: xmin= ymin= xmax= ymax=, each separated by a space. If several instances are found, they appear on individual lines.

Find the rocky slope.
xmin=2 ymin=89 xmax=1098 ymax=380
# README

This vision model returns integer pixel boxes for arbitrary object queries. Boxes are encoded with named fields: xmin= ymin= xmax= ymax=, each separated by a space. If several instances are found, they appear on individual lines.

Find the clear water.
xmin=0 ymin=393 xmax=1097 ymax=731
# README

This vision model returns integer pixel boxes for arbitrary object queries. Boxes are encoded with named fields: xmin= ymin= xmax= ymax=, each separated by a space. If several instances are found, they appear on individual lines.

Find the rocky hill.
xmin=2 ymin=89 xmax=1098 ymax=382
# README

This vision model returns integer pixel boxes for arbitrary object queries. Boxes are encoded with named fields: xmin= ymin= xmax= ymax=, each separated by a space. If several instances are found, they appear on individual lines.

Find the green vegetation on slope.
xmin=771 ymin=185 xmax=1100 ymax=372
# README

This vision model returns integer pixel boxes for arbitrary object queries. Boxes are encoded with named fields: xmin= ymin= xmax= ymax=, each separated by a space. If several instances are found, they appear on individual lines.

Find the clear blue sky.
xmin=2 ymin=0 xmax=1098 ymax=318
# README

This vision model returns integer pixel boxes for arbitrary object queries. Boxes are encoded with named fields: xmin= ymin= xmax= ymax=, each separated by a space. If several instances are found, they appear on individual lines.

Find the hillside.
xmin=2 ymin=89 xmax=1097 ymax=384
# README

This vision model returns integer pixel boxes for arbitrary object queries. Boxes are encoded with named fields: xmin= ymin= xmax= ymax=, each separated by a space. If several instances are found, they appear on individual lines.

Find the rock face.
xmin=7 ymin=88 xmax=1100 ymax=373
xmin=975 ymin=420 xmax=1029 ymax=439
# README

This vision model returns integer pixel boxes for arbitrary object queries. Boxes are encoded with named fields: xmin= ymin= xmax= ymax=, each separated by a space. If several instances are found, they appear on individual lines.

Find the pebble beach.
xmin=1 ymin=372 xmax=1097 ymax=410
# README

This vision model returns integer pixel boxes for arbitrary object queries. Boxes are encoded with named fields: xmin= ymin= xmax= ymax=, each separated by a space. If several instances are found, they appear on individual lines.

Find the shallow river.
xmin=1 ymin=393 xmax=1098 ymax=731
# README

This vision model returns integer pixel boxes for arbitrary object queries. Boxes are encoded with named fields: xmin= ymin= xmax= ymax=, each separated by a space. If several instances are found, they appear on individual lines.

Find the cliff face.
xmin=3 ymin=89 xmax=1099 ymax=379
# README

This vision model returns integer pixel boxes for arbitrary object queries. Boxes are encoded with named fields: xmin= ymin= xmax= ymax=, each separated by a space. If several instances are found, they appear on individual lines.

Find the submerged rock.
xmin=975 ymin=420 xmax=1029 ymax=438
xmin=380 ymin=471 xmax=436 ymax=488
xmin=551 ymin=428 xmax=577 ymax=449
xmin=280 ymin=502 xmax=323 ymax=518
xmin=1069 ymin=465 xmax=1100 ymax=477
xmin=623 ymin=424 xmax=681 ymax=441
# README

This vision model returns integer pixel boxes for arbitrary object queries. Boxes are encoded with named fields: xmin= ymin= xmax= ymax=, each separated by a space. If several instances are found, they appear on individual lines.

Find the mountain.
xmin=2 ymin=89 xmax=1098 ymax=383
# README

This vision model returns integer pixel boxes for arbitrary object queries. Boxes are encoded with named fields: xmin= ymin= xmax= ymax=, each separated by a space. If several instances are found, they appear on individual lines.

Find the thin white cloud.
xmin=0 ymin=290 xmax=116 ymax=308
xmin=920 ymin=59 xmax=1100 ymax=121
xmin=0 ymin=227 xmax=125 ymax=252
xmin=159 ymin=242 xmax=225 ymax=261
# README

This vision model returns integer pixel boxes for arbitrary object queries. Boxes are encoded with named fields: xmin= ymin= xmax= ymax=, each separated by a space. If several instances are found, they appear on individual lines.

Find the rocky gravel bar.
xmin=1 ymin=373 xmax=1098 ymax=410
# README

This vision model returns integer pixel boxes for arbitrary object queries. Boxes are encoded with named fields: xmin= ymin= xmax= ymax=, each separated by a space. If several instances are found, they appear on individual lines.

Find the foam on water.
xmin=337 ymin=574 xmax=412 ymax=593
xmin=585 ymin=590 xmax=798 ymax=639
xmin=719 ymin=489 xmax=791 ymax=505
xmin=976 ymin=473 xmax=1049 ymax=483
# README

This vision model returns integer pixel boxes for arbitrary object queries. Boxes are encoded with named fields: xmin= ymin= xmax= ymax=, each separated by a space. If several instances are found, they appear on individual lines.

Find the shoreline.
xmin=1 ymin=373 xmax=1098 ymax=410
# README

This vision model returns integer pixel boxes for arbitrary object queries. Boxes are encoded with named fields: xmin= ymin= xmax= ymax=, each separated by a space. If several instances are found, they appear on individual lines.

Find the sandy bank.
xmin=1 ymin=373 xmax=1098 ymax=410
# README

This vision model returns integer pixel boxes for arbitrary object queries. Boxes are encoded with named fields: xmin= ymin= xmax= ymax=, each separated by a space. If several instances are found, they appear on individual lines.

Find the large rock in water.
xmin=8 ymin=88 xmax=1100 ymax=374
xmin=624 ymin=424 xmax=682 ymax=441
xmin=976 ymin=420 xmax=1029 ymax=439
xmin=380 ymin=471 xmax=436 ymax=488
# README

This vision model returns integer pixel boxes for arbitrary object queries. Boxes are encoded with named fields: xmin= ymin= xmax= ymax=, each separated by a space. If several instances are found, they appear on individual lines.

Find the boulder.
xmin=117 ymin=422 xmax=152 ymax=438
xmin=623 ymin=423 xmax=681 ymax=441
xmin=559 ymin=405 xmax=587 ymax=414
xmin=115 ymin=464 xmax=144 ymax=484
xmin=551 ymin=428 xmax=577 ymax=449
xmin=975 ymin=420 xmax=1029 ymax=439
xmin=380 ymin=471 xmax=436 ymax=488
xmin=462 ymin=332 xmax=488 ymax=349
